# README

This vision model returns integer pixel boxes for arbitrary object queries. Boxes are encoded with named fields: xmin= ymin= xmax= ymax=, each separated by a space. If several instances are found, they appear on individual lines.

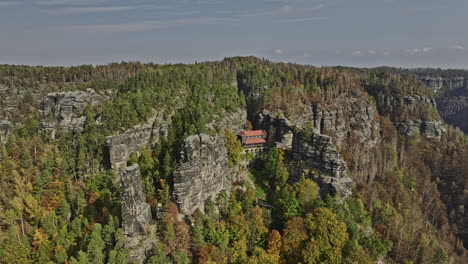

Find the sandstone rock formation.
xmin=121 ymin=164 xmax=154 ymax=263
xmin=173 ymin=134 xmax=234 ymax=216
xmin=207 ymin=108 xmax=247 ymax=134
xmin=121 ymin=164 xmax=152 ymax=236
xmin=291 ymin=132 xmax=353 ymax=198
xmin=0 ymin=120 xmax=12 ymax=144
xmin=256 ymin=92 xmax=382 ymax=186
xmin=255 ymin=110 xmax=294 ymax=149
xmin=105 ymin=112 xmax=170 ymax=170
xmin=39 ymin=89 xmax=105 ymax=134
xmin=436 ymin=88 xmax=468 ymax=133
xmin=421 ymin=77 xmax=468 ymax=93
xmin=373 ymin=93 xmax=446 ymax=139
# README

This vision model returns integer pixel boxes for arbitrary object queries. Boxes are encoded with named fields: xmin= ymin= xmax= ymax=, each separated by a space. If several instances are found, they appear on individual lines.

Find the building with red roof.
xmin=238 ymin=130 xmax=267 ymax=148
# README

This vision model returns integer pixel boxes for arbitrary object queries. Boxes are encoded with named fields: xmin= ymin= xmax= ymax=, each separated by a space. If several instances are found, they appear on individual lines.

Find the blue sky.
xmin=1 ymin=0 xmax=468 ymax=68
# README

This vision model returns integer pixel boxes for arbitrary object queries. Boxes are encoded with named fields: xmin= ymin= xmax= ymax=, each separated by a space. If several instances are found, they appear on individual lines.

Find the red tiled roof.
xmin=239 ymin=130 xmax=266 ymax=137
xmin=244 ymin=138 xmax=266 ymax=145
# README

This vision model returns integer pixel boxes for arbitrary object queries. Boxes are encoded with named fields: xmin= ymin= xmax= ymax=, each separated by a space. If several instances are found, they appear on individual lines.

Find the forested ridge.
xmin=0 ymin=57 xmax=466 ymax=263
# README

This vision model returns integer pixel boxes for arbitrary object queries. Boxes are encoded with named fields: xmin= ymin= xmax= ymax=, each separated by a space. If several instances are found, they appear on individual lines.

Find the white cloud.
xmin=405 ymin=47 xmax=432 ymax=54
xmin=367 ymin=50 xmax=377 ymax=55
xmin=42 ymin=5 xmax=136 ymax=15
xmin=54 ymin=17 xmax=229 ymax=33
xmin=35 ymin=0 xmax=115 ymax=6
xmin=352 ymin=50 xmax=363 ymax=56
xmin=274 ymin=49 xmax=284 ymax=55
xmin=280 ymin=5 xmax=292 ymax=13
xmin=0 ymin=1 xmax=17 ymax=7
xmin=236 ymin=3 xmax=323 ymax=19
xmin=277 ymin=16 xmax=326 ymax=23
xmin=452 ymin=44 xmax=465 ymax=50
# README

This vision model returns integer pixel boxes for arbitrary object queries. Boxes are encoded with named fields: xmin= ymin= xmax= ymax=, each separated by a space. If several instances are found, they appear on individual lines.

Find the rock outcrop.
xmin=0 ymin=120 xmax=12 ymax=144
xmin=207 ymin=108 xmax=247 ymax=134
xmin=39 ymin=89 xmax=105 ymax=134
xmin=421 ymin=77 xmax=468 ymax=93
xmin=105 ymin=112 xmax=170 ymax=170
xmin=291 ymin=132 xmax=353 ymax=198
xmin=256 ymin=92 xmax=383 ymax=186
xmin=173 ymin=134 xmax=233 ymax=217
xmin=121 ymin=164 xmax=154 ymax=263
xmin=372 ymin=92 xmax=446 ymax=139
xmin=436 ymin=88 xmax=468 ymax=134
xmin=255 ymin=110 xmax=294 ymax=149
xmin=397 ymin=120 xmax=447 ymax=139
xmin=121 ymin=164 xmax=152 ymax=236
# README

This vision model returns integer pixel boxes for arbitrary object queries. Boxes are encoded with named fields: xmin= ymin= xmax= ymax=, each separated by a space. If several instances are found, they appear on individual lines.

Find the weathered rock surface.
xmin=173 ymin=134 xmax=233 ymax=216
xmin=397 ymin=120 xmax=447 ymax=139
xmin=207 ymin=108 xmax=247 ymax=134
xmin=121 ymin=164 xmax=154 ymax=263
xmin=373 ymin=93 xmax=446 ymax=139
xmin=255 ymin=110 xmax=294 ymax=149
xmin=0 ymin=120 xmax=13 ymax=144
xmin=436 ymin=88 xmax=468 ymax=134
xmin=421 ymin=77 xmax=468 ymax=93
xmin=291 ymin=132 xmax=353 ymax=198
xmin=39 ymin=89 xmax=105 ymax=133
xmin=121 ymin=164 xmax=152 ymax=236
xmin=256 ymin=92 xmax=383 ymax=186
xmin=105 ymin=112 xmax=170 ymax=170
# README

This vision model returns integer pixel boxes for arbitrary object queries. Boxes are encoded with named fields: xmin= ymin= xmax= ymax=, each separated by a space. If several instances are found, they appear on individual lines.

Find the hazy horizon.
xmin=2 ymin=0 xmax=468 ymax=69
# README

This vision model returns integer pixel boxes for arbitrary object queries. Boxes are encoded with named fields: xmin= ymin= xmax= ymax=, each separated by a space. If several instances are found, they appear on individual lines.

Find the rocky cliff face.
xmin=436 ymin=88 xmax=468 ymax=133
xmin=121 ymin=164 xmax=152 ymax=236
xmin=105 ymin=112 xmax=170 ymax=170
xmin=421 ymin=77 xmax=468 ymax=93
xmin=371 ymin=92 xmax=446 ymax=139
xmin=207 ymin=108 xmax=247 ymax=134
xmin=291 ymin=132 xmax=353 ymax=198
xmin=39 ymin=89 xmax=105 ymax=135
xmin=414 ymin=75 xmax=468 ymax=133
xmin=0 ymin=120 xmax=12 ymax=144
xmin=120 ymin=164 xmax=154 ymax=263
xmin=256 ymin=92 xmax=383 ymax=187
xmin=173 ymin=134 xmax=234 ymax=217
xmin=255 ymin=110 xmax=294 ymax=149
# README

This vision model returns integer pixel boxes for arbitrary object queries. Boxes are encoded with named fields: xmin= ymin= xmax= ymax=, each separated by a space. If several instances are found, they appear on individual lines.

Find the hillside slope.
xmin=0 ymin=57 xmax=466 ymax=263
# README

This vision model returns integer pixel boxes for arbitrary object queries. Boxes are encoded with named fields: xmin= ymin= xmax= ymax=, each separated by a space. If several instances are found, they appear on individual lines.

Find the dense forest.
xmin=0 ymin=57 xmax=466 ymax=263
